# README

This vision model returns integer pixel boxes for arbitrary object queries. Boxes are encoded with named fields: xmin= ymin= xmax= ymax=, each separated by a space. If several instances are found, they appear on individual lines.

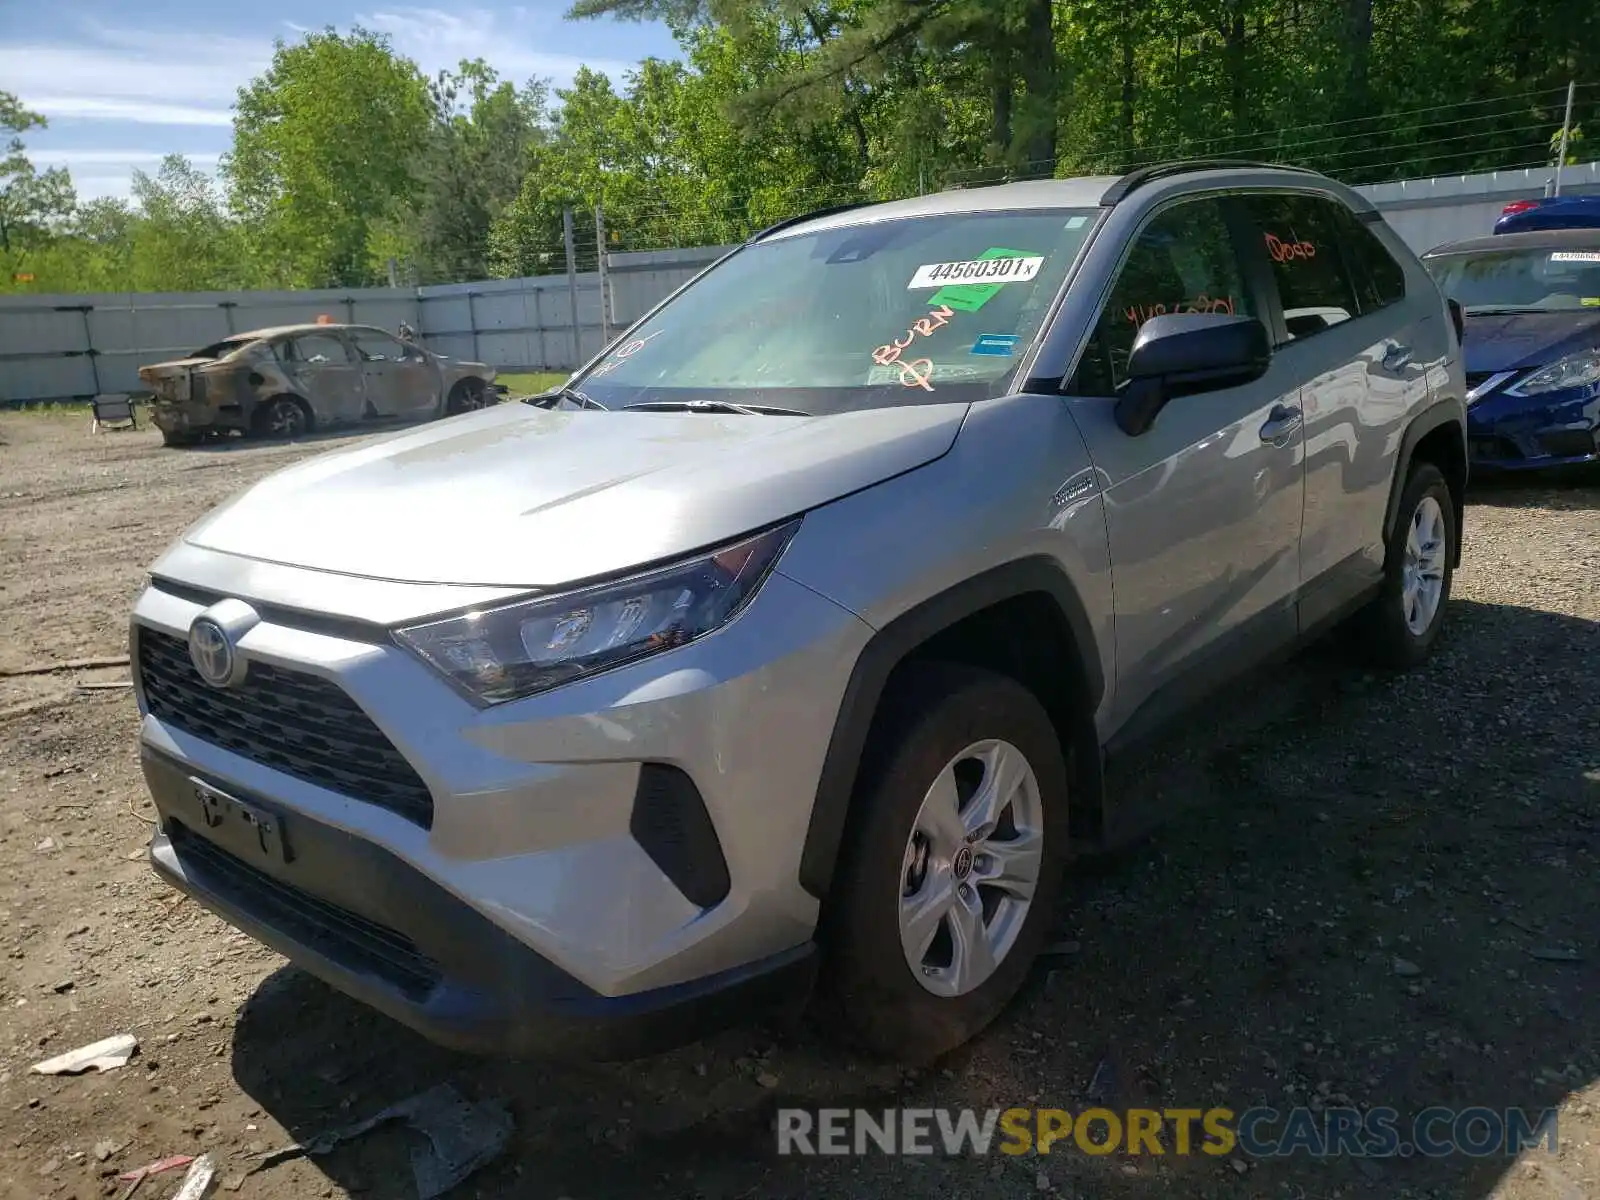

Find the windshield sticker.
xmin=1551 ymin=251 xmax=1600 ymax=263
xmin=1264 ymin=234 xmax=1316 ymax=263
xmin=971 ymin=334 xmax=1020 ymax=356
xmin=1123 ymin=295 xmax=1238 ymax=327
xmin=1584 ymin=297 xmax=1600 ymax=307
xmin=909 ymin=255 xmax=1043 ymax=289
xmin=1065 ymin=216 xmax=1089 ymax=230
xmin=871 ymin=304 xmax=956 ymax=391
xmin=922 ymin=247 xmax=1044 ymax=312
xmin=589 ymin=329 xmax=664 ymax=379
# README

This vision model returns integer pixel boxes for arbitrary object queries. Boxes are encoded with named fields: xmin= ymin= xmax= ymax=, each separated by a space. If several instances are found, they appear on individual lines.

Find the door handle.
xmin=1259 ymin=404 xmax=1302 ymax=444
xmin=1382 ymin=341 xmax=1413 ymax=370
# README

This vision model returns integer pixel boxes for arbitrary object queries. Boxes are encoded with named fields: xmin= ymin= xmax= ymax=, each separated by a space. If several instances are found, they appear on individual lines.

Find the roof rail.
xmin=1099 ymin=159 xmax=1321 ymax=206
xmin=747 ymin=201 xmax=875 ymax=243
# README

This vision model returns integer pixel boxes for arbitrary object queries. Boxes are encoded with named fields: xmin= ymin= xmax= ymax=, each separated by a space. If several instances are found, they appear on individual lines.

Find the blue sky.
xmin=0 ymin=0 xmax=679 ymax=201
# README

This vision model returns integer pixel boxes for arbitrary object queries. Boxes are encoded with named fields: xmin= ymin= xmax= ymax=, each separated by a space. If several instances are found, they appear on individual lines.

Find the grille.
xmin=1470 ymin=435 xmax=1522 ymax=461
xmin=1538 ymin=429 xmax=1598 ymax=459
xmin=171 ymin=822 xmax=441 ymax=997
xmin=138 ymin=628 xmax=434 ymax=828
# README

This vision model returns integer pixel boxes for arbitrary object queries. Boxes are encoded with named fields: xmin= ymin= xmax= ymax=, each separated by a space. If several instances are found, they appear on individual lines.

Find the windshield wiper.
xmin=621 ymin=399 xmax=808 ymax=416
xmin=525 ymin=384 xmax=607 ymax=411
xmin=1462 ymin=305 xmax=1554 ymax=316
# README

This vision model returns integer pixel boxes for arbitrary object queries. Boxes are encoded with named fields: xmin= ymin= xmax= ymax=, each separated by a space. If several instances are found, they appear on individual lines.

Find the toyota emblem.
xmin=186 ymin=599 xmax=260 ymax=689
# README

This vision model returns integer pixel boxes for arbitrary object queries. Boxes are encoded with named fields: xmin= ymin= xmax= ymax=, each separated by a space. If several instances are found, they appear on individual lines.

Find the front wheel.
xmin=815 ymin=663 xmax=1069 ymax=1063
xmin=1353 ymin=461 xmax=1457 ymax=667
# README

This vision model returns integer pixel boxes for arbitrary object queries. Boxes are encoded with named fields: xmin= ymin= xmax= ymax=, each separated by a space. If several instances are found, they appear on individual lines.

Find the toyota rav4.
xmin=131 ymin=161 xmax=1468 ymax=1065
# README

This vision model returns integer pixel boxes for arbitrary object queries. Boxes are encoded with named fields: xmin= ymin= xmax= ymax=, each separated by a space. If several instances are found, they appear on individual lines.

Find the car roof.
xmin=230 ymin=322 xmax=396 ymax=341
xmin=760 ymin=162 xmax=1350 ymax=242
xmin=1423 ymin=227 xmax=1600 ymax=257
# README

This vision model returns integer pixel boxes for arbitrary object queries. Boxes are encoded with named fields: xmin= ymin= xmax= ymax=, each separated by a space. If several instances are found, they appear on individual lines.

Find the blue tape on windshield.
xmin=971 ymin=334 xmax=1020 ymax=356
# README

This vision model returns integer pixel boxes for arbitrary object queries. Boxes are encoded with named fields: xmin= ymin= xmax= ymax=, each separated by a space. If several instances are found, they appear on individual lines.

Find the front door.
xmin=1062 ymin=195 xmax=1308 ymax=731
xmin=348 ymin=329 xmax=440 ymax=419
xmin=285 ymin=333 xmax=364 ymax=426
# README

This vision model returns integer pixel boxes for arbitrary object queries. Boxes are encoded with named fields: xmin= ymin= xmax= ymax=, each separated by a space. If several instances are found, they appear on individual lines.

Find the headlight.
xmin=394 ymin=520 xmax=800 ymax=704
xmin=1506 ymin=348 xmax=1600 ymax=396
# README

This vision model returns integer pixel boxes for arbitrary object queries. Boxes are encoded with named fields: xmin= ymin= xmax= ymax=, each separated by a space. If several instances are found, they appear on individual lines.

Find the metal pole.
xmin=594 ymin=205 xmax=610 ymax=347
xmin=563 ymin=207 xmax=581 ymax=368
xmin=1553 ymin=79 xmax=1576 ymax=196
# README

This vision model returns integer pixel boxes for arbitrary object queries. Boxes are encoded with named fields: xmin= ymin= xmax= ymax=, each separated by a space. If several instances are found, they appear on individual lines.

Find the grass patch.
xmin=496 ymin=371 xmax=567 ymax=397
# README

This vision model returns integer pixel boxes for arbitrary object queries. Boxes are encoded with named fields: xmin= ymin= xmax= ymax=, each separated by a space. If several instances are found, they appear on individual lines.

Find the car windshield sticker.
xmin=909 ymin=254 xmax=1043 ymax=290
xmin=1550 ymin=251 xmax=1600 ymax=263
xmin=923 ymin=248 xmax=1044 ymax=312
xmin=1584 ymin=297 xmax=1600 ymax=307
xmin=1065 ymin=216 xmax=1089 ymax=230
xmin=971 ymin=334 xmax=1021 ymax=356
xmin=589 ymin=329 xmax=664 ymax=378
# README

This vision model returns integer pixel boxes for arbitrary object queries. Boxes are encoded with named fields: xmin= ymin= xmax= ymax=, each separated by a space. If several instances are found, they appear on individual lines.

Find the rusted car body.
xmin=137 ymin=323 xmax=497 ymax=446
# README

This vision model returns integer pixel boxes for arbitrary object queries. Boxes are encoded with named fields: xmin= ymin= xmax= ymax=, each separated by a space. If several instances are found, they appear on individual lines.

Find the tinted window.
xmin=1339 ymin=211 xmax=1406 ymax=311
xmin=1072 ymin=198 xmax=1253 ymax=395
xmin=1242 ymin=194 xmax=1362 ymax=343
xmin=291 ymin=334 xmax=351 ymax=365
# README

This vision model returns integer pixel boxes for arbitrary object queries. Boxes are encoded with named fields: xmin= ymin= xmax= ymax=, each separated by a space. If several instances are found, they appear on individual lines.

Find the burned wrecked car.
xmin=137 ymin=323 xmax=497 ymax=447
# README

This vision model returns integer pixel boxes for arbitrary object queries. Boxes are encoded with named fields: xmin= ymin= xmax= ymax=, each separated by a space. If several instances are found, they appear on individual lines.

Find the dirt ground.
xmin=1 ymin=409 xmax=1596 ymax=1200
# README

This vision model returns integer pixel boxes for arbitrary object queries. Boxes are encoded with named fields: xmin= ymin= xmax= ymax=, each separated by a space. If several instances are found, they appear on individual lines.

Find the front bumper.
xmin=1467 ymin=388 xmax=1600 ymax=470
xmin=131 ymin=556 xmax=871 ymax=1056
xmin=144 ymin=748 xmax=815 ymax=1058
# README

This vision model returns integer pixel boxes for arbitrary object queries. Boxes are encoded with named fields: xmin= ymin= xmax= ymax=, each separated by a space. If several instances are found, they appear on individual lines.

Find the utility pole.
xmin=595 ymin=205 xmax=610 ymax=347
xmin=562 ymin=207 xmax=581 ymax=368
xmin=1552 ymin=79 xmax=1576 ymax=197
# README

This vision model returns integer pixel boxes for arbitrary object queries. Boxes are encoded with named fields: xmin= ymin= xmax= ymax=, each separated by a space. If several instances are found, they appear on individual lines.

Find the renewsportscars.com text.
xmin=776 ymin=1106 xmax=1559 ymax=1159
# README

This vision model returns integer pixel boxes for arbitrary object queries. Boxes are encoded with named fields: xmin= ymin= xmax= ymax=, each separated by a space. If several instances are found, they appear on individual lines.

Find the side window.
xmin=292 ymin=334 xmax=352 ymax=366
xmin=350 ymin=331 xmax=410 ymax=363
xmin=1072 ymin=198 xmax=1253 ymax=395
xmin=1334 ymin=207 xmax=1407 ymax=314
xmin=1241 ymin=194 xmax=1362 ymax=343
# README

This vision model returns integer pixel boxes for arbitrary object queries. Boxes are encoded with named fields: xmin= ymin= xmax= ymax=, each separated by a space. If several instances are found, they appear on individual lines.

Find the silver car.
xmin=130 ymin=162 xmax=1466 ymax=1063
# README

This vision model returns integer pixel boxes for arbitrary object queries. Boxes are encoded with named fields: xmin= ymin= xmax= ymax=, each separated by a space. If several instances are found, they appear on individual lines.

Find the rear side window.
xmin=1241 ymin=194 xmax=1363 ymax=343
xmin=1071 ymin=197 xmax=1254 ymax=395
xmin=289 ymin=334 xmax=352 ymax=365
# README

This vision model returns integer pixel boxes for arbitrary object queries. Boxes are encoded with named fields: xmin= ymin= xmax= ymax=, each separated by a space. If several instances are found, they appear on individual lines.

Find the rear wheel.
xmin=815 ymin=663 xmax=1069 ymax=1063
xmin=1353 ymin=461 xmax=1456 ymax=667
xmin=446 ymin=378 xmax=489 ymax=415
xmin=253 ymin=396 xmax=310 ymax=440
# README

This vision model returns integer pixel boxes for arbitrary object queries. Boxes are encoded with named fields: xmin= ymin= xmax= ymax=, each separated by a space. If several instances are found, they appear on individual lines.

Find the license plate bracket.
xmin=193 ymin=778 xmax=292 ymax=864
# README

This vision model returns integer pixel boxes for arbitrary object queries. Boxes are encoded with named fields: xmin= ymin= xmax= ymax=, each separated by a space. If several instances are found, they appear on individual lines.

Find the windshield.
xmin=572 ymin=208 xmax=1100 ymax=414
xmin=188 ymin=336 xmax=255 ymax=359
xmin=1424 ymin=246 xmax=1600 ymax=312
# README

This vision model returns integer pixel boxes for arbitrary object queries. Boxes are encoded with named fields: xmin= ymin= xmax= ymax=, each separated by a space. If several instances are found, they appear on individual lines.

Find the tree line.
xmin=2 ymin=0 xmax=1594 ymax=295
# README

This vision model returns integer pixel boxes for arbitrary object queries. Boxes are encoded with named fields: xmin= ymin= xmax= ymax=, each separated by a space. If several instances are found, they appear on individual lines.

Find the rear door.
xmin=284 ymin=333 xmax=365 ymax=426
xmin=349 ymin=329 xmax=440 ymax=419
xmin=1235 ymin=193 xmax=1432 ymax=627
xmin=1063 ymin=194 xmax=1307 ymax=730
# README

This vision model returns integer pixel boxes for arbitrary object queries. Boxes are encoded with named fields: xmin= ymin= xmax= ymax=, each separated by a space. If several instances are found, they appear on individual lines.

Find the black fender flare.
xmin=1381 ymin=396 xmax=1468 ymax=568
xmin=796 ymin=557 xmax=1106 ymax=900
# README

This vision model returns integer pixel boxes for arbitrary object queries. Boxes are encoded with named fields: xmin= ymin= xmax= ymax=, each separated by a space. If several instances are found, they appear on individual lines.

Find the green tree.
xmin=225 ymin=27 xmax=434 ymax=288
xmin=0 ymin=91 xmax=76 ymax=258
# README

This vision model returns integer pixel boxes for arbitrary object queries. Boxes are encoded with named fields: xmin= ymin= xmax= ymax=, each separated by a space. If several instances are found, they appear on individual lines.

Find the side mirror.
xmin=1447 ymin=297 xmax=1465 ymax=344
xmin=1115 ymin=313 xmax=1272 ymax=437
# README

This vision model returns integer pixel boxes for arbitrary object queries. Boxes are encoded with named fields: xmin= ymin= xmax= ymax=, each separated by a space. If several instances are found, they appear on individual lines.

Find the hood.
xmin=1463 ymin=309 xmax=1600 ymax=374
xmin=181 ymin=400 xmax=968 ymax=587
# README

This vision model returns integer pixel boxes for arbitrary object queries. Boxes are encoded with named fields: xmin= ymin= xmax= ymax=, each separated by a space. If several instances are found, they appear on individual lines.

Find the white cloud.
xmin=0 ymin=25 xmax=271 ymax=129
xmin=30 ymin=150 xmax=224 ymax=167
xmin=359 ymin=6 xmax=637 ymax=83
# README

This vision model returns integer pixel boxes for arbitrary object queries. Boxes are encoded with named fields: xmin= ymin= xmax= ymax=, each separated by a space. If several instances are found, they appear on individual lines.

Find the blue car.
xmin=1493 ymin=194 xmax=1600 ymax=235
xmin=1421 ymin=229 xmax=1600 ymax=470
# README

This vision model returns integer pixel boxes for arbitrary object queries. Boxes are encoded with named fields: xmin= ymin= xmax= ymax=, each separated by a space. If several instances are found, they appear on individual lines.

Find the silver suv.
xmin=131 ymin=162 xmax=1467 ymax=1064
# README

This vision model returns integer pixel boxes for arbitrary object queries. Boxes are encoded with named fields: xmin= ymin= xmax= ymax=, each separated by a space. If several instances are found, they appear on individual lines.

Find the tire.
xmin=446 ymin=378 xmax=488 ymax=415
xmin=1354 ymin=461 xmax=1456 ymax=668
xmin=160 ymin=429 xmax=201 ymax=448
xmin=252 ymin=396 xmax=310 ymax=441
xmin=814 ymin=662 xmax=1069 ymax=1064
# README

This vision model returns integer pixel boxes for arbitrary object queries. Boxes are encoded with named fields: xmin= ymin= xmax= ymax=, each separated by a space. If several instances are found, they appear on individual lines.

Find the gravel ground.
xmin=1 ymin=410 xmax=1596 ymax=1200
